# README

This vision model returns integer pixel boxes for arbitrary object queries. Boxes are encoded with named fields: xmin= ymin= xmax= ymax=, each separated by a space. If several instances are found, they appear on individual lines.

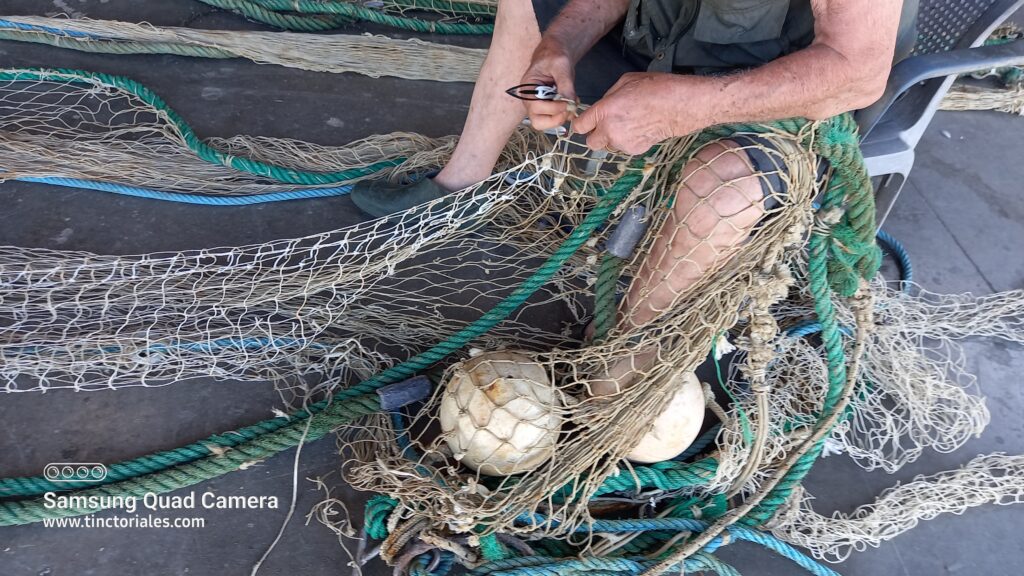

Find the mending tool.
xmin=505 ymin=83 xmax=561 ymax=101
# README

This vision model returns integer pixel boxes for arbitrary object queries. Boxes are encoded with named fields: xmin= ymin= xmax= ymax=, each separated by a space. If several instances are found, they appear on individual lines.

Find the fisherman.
xmin=354 ymin=0 xmax=917 ymax=336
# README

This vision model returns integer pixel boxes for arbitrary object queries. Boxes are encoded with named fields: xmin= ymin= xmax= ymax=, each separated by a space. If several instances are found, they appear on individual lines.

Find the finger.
xmin=530 ymin=112 xmax=567 ymax=131
xmin=520 ymin=59 xmax=576 ymax=101
xmin=526 ymin=101 xmax=569 ymax=130
xmin=550 ymin=71 xmax=577 ymax=102
xmin=573 ymin=105 xmax=599 ymax=134
xmin=525 ymin=100 xmax=566 ymax=118
xmin=586 ymin=127 xmax=611 ymax=152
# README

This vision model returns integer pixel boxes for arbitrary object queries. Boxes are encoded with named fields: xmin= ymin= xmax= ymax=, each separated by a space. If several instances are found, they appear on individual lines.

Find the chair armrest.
xmin=856 ymin=39 xmax=1024 ymax=137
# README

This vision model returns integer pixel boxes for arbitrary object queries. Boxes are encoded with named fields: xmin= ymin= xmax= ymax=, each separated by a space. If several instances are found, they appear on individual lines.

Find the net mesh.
xmin=341 ymin=129 xmax=826 ymax=536
xmin=1 ymin=67 xmax=1023 ymax=568
xmin=0 ymin=16 xmax=487 ymax=82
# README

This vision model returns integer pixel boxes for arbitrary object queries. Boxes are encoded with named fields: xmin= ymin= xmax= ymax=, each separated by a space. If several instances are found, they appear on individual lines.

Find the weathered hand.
xmin=519 ymin=39 xmax=578 ymax=130
xmin=574 ymin=72 xmax=711 ymax=155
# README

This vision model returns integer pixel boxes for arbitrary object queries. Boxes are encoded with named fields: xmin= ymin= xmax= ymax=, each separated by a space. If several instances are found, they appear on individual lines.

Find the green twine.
xmin=0 ymin=68 xmax=404 ymax=185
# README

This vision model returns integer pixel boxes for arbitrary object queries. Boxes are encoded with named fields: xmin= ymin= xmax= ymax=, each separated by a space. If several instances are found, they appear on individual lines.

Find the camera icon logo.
xmin=43 ymin=463 xmax=108 ymax=483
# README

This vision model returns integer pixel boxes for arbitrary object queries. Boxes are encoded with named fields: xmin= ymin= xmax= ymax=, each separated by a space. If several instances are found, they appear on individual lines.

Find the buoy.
xmin=623 ymin=371 xmax=705 ymax=463
xmin=438 ymin=350 xmax=561 ymax=476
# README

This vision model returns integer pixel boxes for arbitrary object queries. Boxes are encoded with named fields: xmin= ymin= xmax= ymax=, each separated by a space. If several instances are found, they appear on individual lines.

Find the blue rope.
xmin=411 ymin=550 xmax=456 ymax=576
xmin=785 ymin=320 xmax=853 ymax=339
xmin=514 ymin=513 xmax=840 ymax=576
xmin=0 ymin=19 xmax=103 ymax=39
xmin=471 ymin=555 xmax=708 ymax=576
xmin=7 ymin=336 xmax=327 ymax=358
xmin=12 ymin=175 xmax=354 ymax=205
xmin=875 ymin=228 xmax=913 ymax=292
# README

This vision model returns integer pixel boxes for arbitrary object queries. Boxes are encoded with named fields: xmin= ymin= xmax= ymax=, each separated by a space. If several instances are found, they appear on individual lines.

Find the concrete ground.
xmin=1 ymin=2 xmax=1022 ymax=575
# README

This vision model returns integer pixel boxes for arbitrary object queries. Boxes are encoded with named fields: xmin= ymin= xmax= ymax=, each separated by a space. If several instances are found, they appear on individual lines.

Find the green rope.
xmin=592 ymin=253 xmax=625 ymax=343
xmin=0 ymin=389 xmax=381 ymax=525
xmin=574 ymin=114 xmax=877 ymax=546
xmin=478 ymin=533 xmax=511 ymax=561
xmin=0 ymin=159 xmax=645 ymax=524
xmin=0 ymin=68 xmax=403 ymax=185
xmin=365 ymin=495 xmax=399 ymax=539
xmin=736 ymin=114 xmax=875 ymax=527
xmin=195 ymin=0 xmax=353 ymax=31
xmin=592 ymin=457 xmax=718 ymax=497
xmin=198 ymin=0 xmax=494 ymax=34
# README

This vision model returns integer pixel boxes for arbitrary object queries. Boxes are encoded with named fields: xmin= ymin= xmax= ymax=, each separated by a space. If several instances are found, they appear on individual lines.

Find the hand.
xmin=574 ymin=72 xmax=712 ymax=155
xmin=519 ymin=39 xmax=578 ymax=131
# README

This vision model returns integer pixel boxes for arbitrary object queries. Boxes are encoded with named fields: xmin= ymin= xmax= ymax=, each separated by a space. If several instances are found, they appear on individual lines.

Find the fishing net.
xmin=940 ymin=24 xmax=1024 ymax=115
xmin=0 ymin=16 xmax=487 ymax=82
xmin=342 ymin=127 xmax=822 ymax=539
xmin=1 ymin=66 xmax=1023 ymax=574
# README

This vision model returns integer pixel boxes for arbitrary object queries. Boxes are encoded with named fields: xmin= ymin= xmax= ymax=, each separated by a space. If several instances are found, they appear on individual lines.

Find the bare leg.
xmin=432 ymin=0 xmax=542 ymax=192
xmin=592 ymin=140 xmax=766 ymax=395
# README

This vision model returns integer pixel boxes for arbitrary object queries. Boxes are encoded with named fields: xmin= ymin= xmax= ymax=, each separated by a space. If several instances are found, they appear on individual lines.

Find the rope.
xmin=365 ymin=495 xmax=399 ymax=540
xmin=375 ymin=0 xmax=497 ymax=17
xmin=196 ymin=0 xmax=494 ymax=34
xmin=194 ymin=0 xmax=353 ymax=31
xmin=0 ymin=68 xmax=405 ymax=185
xmin=512 ymin=514 xmax=839 ymax=576
xmin=592 ymin=458 xmax=718 ymax=497
xmin=627 ymin=115 xmax=873 ymax=575
xmin=0 ymin=28 xmax=240 ymax=59
xmin=0 ymin=159 xmax=645 ymax=520
xmin=875 ymin=228 xmax=913 ymax=291
xmin=0 ymin=389 xmax=382 ymax=525
xmin=592 ymin=254 xmax=625 ymax=344
xmin=9 ymin=175 xmax=354 ymax=205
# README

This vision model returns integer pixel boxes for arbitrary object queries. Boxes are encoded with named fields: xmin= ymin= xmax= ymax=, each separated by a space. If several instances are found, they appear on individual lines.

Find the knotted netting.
xmin=0 ymin=66 xmax=1022 ymax=575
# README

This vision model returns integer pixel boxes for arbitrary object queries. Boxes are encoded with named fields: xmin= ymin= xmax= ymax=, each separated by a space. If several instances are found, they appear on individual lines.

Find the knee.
xmin=672 ymin=140 xmax=767 ymax=233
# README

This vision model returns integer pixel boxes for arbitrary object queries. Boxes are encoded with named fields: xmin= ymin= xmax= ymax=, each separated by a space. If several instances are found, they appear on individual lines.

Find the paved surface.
xmin=1 ymin=2 xmax=1022 ymax=575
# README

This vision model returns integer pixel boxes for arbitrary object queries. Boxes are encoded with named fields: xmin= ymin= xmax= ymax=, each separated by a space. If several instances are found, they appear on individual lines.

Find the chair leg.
xmin=874 ymin=171 xmax=908 ymax=231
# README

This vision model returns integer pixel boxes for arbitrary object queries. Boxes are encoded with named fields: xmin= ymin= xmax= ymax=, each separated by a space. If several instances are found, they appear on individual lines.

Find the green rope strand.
xmin=365 ymin=495 xmax=399 ymax=539
xmin=592 ymin=458 xmax=718 ymax=497
xmin=740 ymin=115 xmax=875 ymax=526
xmin=0 ymin=390 xmax=381 ymax=525
xmin=198 ymin=0 xmax=494 ymax=34
xmin=0 ymin=68 xmax=404 ymax=185
xmin=195 ymin=0 xmax=352 ymax=31
xmin=592 ymin=253 xmax=625 ymax=343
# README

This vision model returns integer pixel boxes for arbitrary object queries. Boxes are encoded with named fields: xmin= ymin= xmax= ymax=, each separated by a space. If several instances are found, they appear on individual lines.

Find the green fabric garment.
xmin=623 ymin=0 xmax=815 ymax=72
xmin=622 ymin=0 xmax=919 ymax=73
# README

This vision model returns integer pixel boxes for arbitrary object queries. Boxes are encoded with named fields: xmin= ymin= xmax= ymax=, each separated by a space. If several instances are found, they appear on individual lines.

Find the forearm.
xmin=665 ymin=0 xmax=901 ymax=129
xmin=693 ymin=44 xmax=892 ymax=125
xmin=541 ymin=0 xmax=630 ymax=64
